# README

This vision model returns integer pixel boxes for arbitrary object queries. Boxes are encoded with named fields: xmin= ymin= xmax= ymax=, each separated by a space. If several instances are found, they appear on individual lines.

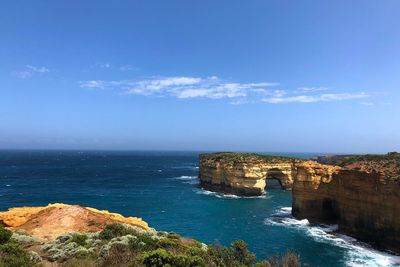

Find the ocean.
xmin=0 ymin=150 xmax=399 ymax=267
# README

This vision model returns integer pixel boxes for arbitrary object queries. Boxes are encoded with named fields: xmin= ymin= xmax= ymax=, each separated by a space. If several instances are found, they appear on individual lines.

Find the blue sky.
xmin=0 ymin=1 xmax=399 ymax=153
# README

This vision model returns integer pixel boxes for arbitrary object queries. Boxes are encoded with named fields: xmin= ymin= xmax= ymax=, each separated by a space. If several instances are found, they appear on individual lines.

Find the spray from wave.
xmin=169 ymin=175 xmax=200 ymax=185
xmin=265 ymin=207 xmax=400 ymax=267
xmin=194 ymin=188 xmax=270 ymax=199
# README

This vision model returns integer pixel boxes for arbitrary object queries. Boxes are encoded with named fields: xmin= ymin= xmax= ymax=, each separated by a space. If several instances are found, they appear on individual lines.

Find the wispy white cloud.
xmin=80 ymin=76 xmax=278 ymax=100
xmin=262 ymin=93 xmax=369 ymax=104
xmin=13 ymin=65 xmax=50 ymax=79
xmin=80 ymin=76 xmax=371 ymax=104
xmin=90 ymin=62 xmax=138 ymax=72
xmin=297 ymin=87 xmax=330 ymax=93
xmin=26 ymin=65 xmax=49 ymax=73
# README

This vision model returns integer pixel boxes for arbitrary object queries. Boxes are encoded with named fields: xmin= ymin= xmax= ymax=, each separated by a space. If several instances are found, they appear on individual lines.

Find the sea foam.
xmin=265 ymin=207 xmax=400 ymax=267
xmin=194 ymin=188 xmax=270 ymax=199
xmin=170 ymin=175 xmax=200 ymax=185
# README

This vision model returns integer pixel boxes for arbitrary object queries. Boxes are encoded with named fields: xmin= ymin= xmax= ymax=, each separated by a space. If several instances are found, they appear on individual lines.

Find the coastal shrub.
xmin=281 ymin=251 xmax=300 ymax=267
xmin=0 ymin=242 xmax=39 ymax=267
xmin=207 ymin=241 xmax=257 ymax=267
xmin=268 ymin=251 xmax=301 ymax=267
xmin=101 ymin=242 xmax=141 ymax=267
xmin=98 ymin=224 xmax=150 ymax=240
xmin=207 ymin=244 xmax=238 ymax=267
xmin=143 ymin=249 xmax=205 ymax=267
xmin=166 ymin=232 xmax=180 ymax=240
xmin=63 ymin=257 xmax=97 ymax=267
xmin=254 ymin=260 xmax=271 ymax=267
xmin=99 ymin=224 xmax=129 ymax=240
xmin=70 ymin=233 xmax=88 ymax=247
xmin=11 ymin=232 xmax=40 ymax=245
xmin=0 ymin=227 xmax=12 ymax=245
xmin=156 ymin=237 xmax=180 ymax=250
xmin=129 ymin=233 xmax=158 ymax=251
xmin=231 ymin=240 xmax=256 ymax=266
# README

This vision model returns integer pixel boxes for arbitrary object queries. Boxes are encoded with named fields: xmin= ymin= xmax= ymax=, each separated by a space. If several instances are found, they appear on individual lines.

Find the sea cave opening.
xmin=265 ymin=168 xmax=287 ymax=190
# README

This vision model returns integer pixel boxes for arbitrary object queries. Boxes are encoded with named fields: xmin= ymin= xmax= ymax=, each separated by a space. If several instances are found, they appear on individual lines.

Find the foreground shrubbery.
xmin=0 ymin=223 xmax=302 ymax=267
xmin=0 ymin=226 xmax=41 ymax=267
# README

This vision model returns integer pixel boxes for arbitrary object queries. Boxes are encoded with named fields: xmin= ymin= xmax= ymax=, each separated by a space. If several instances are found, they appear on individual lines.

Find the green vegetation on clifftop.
xmin=200 ymin=152 xmax=302 ymax=163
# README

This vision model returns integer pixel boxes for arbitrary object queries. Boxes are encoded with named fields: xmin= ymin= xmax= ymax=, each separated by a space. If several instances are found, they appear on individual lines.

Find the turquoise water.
xmin=0 ymin=150 xmax=399 ymax=267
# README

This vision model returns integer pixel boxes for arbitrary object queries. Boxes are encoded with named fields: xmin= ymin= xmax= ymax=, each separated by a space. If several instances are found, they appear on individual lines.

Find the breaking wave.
xmin=194 ymin=188 xmax=270 ymax=199
xmin=170 ymin=175 xmax=200 ymax=185
xmin=265 ymin=207 xmax=400 ymax=267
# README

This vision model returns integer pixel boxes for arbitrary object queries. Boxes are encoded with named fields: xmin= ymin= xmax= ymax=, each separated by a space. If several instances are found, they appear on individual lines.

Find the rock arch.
xmin=265 ymin=168 xmax=291 ymax=190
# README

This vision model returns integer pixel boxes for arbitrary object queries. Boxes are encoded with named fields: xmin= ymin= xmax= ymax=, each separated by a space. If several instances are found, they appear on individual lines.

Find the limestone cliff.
xmin=199 ymin=152 xmax=337 ymax=196
xmin=199 ymin=152 xmax=400 ymax=253
xmin=199 ymin=152 xmax=301 ymax=196
xmin=293 ymin=153 xmax=400 ymax=253
xmin=0 ymin=203 xmax=149 ymax=240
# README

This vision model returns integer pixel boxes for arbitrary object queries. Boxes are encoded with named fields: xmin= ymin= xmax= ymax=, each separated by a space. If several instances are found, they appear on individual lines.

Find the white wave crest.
xmin=169 ymin=175 xmax=200 ymax=185
xmin=194 ymin=188 xmax=270 ymax=199
xmin=174 ymin=175 xmax=198 ymax=180
xmin=265 ymin=207 xmax=400 ymax=267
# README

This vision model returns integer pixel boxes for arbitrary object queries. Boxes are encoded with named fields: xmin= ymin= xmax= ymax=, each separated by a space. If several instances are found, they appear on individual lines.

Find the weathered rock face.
xmin=199 ymin=153 xmax=301 ymax=196
xmin=0 ymin=203 xmax=149 ymax=240
xmin=199 ymin=153 xmax=339 ymax=196
xmin=292 ymin=154 xmax=400 ymax=253
xmin=200 ymin=152 xmax=400 ymax=253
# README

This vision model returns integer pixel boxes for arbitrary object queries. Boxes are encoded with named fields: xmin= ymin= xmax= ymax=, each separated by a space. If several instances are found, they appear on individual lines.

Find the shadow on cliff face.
xmin=265 ymin=178 xmax=284 ymax=190
xmin=265 ymin=168 xmax=287 ymax=190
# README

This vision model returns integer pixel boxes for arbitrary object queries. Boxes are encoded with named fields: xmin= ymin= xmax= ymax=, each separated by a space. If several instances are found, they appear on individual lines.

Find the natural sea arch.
xmin=264 ymin=168 xmax=289 ymax=190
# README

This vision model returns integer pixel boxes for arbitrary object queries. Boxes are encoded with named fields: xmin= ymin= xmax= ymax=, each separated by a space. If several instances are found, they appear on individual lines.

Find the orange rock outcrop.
xmin=0 ymin=203 xmax=149 ymax=240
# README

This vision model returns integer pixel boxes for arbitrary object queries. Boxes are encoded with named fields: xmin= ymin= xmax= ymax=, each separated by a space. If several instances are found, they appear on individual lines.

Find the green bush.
xmin=268 ymin=251 xmax=301 ymax=267
xmin=134 ymin=233 xmax=158 ymax=250
xmin=101 ymin=242 xmax=140 ymax=267
xmin=254 ymin=260 xmax=271 ymax=267
xmin=0 ymin=242 xmax=38 ymax=267
xmin=166 ymin=232 xmax=180 ymax=240
xmin=143 ymin=248 xmax=205 ymax=267
xmin=64 ymin=257 xmax=97 ymax=267
xmin=0 ymin=227 xmax=12 ymax=245
xmin=99 ymin=224 xmax=130 ymax=240
xmin=70 ymin=233 xmax=88 ymax=247
xmin=143 ymin=249 xmax=173 ymax=267
xmin=281 ymin=251 xmax=300 ymax=267
xmin=156 ymin=237 xmax=179 ymax=249
xmin=231 ymin=240 xmax=256 ymax=266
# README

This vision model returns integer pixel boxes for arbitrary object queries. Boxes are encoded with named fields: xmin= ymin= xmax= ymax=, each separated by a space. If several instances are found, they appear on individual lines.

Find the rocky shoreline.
xmin=199 ymin=152 xmax=400 ymax=254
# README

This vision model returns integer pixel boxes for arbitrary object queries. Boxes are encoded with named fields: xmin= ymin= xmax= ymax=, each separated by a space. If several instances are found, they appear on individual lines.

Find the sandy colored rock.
xmin=0 ymin=203 xmax=149 ymax=240
xmin=292 ymin=157 xmax=400 ymax=253
xmin=200 ymin=152 xmax=400 ymax=253
xmin=199 ymin=152 xmax=339 ymax=196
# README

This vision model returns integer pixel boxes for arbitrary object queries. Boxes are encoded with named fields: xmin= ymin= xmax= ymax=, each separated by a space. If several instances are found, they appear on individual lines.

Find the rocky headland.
xmin=199 ymin=152 xmax=400 ymax=253
xmin=199 ymin=152 xmax=338 ymax=196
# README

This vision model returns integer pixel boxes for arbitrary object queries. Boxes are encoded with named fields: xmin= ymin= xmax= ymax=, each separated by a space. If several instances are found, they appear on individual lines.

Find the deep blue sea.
xmin=0 ymin=150 xmax=399 ymax=267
